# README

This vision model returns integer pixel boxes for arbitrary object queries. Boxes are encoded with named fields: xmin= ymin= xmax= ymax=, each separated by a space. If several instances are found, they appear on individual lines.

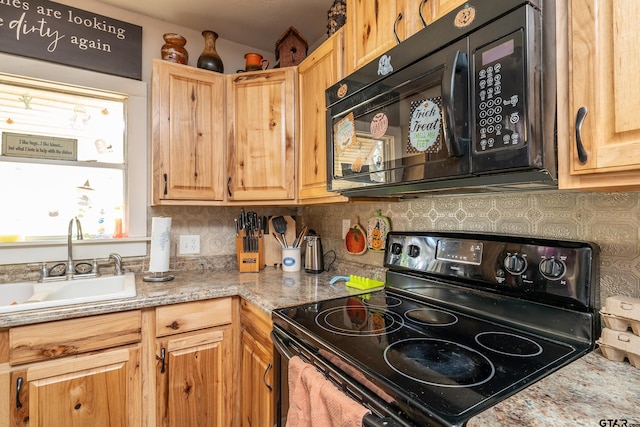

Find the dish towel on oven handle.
xmin=286 ymin=355 xmax=371 ymax=427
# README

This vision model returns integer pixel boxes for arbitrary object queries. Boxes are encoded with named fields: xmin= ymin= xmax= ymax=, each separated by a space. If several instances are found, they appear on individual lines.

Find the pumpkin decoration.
xmin=345 ymin=218 xmax=367 ymax=255
xmin=367 ymin=209 xmax=391 ymax=252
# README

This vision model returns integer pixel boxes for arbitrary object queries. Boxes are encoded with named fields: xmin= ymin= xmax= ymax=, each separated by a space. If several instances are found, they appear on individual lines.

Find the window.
xmin=0 ymin=77 xmax=126 ymax=240
xmin=0 ymin=53 xmax=147 ymax=265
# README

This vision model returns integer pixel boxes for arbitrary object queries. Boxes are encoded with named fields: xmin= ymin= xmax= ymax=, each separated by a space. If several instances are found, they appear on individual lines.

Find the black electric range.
xmin=272 ymin=232 xmax=600 ymax=427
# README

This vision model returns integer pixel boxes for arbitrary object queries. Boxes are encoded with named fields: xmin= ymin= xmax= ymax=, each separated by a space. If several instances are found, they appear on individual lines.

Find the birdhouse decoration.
xmin=275 ymin=26 xmax=308 ymax=67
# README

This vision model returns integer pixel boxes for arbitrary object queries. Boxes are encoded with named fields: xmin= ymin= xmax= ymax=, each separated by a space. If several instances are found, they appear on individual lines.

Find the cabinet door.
xmin=240 ymin=330 xmax=274 ymax=427
xmin=559 ymin=0 xmax=640 ymax=190
xmin=239 ymin=300 xmax=274 ymax=427
xmin=430 ymin=0 xmax=467 ymax=22
xmin=10 ymin=347 xmax=141 ymax=427
xmin=227 ymin=69 xmax=297 ymax=201
xmin=345 ymin=0 xmax=405 ymax=73
xmin=156 ymin=326 xmax=233 ymax=427
xmin=152 ymin=59 xmax=226 ymax=204
xmin=298 ymin=29 xmax=348 ymax=204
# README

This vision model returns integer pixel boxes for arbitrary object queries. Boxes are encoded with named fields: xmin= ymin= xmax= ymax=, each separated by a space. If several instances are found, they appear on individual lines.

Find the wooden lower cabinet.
xmin=153 ymin=298 xmax=237 ymax=427
xmin=0 ymin=296 xmax=277 ymax=427
xmin=2 ymin=311 xmax=143 ymax=427
xmin=9 ymin=347 xmax=141 ymax=427
xmin=155 ymin=326 xmax=234 ymax=427
xmin=239 ymin=299 xmax=274 ymax=427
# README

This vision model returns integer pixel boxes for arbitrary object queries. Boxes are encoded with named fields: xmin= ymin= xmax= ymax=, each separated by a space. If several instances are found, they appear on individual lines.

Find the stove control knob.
xmin=407 ymin=244 xmax=420 ymax=258
xmin=391 ymin=242 xmax=403 ymax=256
xmin=539 ymin=258 xmax=566 ymax=280
xmin=503 ymin=254 xmax=527 ymax=275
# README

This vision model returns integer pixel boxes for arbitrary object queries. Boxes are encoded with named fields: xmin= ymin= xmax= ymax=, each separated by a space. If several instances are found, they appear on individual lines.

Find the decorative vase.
xmin=161 ymin=33 xmax=188 ymax=65
xmin=327 ymin=0 xmax=347 ymax=37
xmin=197 ymin=30 xmax=224 ymax=73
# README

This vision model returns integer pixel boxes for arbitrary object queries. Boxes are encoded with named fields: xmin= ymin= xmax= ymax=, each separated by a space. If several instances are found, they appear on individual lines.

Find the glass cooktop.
xmin=273 ymin=288 xmax=587 ymax=424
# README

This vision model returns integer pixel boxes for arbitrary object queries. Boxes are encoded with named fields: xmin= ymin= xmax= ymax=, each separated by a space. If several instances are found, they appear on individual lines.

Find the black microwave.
xmin=326 ymin=0 xmax=557 ymax=197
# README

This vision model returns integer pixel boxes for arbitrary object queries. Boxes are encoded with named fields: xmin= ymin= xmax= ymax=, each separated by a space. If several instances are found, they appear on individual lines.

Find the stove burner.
xmin=316 ymin=306 xmax=404 ymax=336
xmin=363 ymin=296 xmax=402 ymax=308
xmin=404 ymin=308 xmax=458 ymax=326
xmin=475 ymin=332 xmax=543 ymax=357
xmin=384 ymin=338 xmax=495 ymax=388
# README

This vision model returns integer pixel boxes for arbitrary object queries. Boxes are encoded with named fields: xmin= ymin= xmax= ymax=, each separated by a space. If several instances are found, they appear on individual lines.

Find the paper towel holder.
xmin=143 ymin=271 xmax=174 ymax=282
xmin=144 ymin=216 xmax=175 ymax=282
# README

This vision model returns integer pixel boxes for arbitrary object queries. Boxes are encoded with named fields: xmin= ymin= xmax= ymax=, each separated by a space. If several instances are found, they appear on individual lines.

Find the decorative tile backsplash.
xmin=300 ymin=190 xmax=640 ymax=302
xmin=150 ymin=190 xmax=640 ymax=302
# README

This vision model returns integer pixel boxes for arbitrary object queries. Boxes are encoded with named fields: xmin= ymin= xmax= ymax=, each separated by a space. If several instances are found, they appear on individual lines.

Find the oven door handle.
xmin=271 ymin=330 xmax=295 ymax=360
xmin=363 ymin=414 xmax=405 ymax=427
xmin=441 ymin=49 xmax=468 ymax=157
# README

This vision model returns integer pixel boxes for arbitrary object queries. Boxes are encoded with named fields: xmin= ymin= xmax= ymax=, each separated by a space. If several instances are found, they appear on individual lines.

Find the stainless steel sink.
xmin=0 ymin=272 xmax=136 ymax=313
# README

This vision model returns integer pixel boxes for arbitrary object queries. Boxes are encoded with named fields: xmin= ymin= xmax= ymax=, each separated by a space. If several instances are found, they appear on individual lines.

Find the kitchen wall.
xmin=55 ymin=0 xmax=277 ymax=82
xmin=152 ymin=190 xmax=640 ymax=303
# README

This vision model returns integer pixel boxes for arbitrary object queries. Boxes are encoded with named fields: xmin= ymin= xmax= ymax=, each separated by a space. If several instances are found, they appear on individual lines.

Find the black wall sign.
xmin=0 ymin=0 xmax=142 ymax=80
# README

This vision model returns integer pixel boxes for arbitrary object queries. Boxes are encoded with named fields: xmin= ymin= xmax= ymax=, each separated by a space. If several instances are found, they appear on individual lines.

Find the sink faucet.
xmin=67 ymin=217 xmax=83 ymax=276
xmin=109 ymin=253 xmax=123 ymax=275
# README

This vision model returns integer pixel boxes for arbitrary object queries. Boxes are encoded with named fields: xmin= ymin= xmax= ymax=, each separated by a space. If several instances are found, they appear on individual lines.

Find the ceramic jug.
xmin=244 ymin=53 xmax=269 ymax=71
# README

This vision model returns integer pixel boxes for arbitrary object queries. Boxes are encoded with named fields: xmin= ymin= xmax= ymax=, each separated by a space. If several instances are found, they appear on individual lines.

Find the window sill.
xmin=0 ymin=237 xmax=149 ymax=265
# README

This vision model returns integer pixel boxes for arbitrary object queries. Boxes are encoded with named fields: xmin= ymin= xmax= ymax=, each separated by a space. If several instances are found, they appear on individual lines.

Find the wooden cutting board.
xmin=264 ymin=215 xmax=296 ymax=268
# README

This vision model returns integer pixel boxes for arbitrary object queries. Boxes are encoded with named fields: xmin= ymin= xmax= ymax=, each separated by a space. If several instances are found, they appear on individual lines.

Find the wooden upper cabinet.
xmin=345 ymin=0 xmax=467 ymax=73
xmin=345 ymin=0 xmax=404 ymax=73
xmin=430 ymin=0 xmax=468 ymax=22
xmin=298 ymin=29 xmax=349 ymax=204
xmin=559 ymin=0 xmax=640 ymax=190
xmin=151 ymin=59 xmax=226 ymax=204
xmin=227 ymin=68 xmax=297 ymax=202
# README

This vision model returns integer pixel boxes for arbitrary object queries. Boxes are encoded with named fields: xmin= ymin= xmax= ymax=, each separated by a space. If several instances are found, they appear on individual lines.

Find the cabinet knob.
xmin=575 ymin=107 xmax=589 ymax=164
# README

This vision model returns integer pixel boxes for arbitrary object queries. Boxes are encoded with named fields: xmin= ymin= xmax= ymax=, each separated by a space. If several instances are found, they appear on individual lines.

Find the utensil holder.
xmin=235 ymin=236 xmax=264 ymax=272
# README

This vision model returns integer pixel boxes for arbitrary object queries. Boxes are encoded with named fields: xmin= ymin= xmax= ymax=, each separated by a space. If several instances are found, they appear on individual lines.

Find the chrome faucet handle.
xmin=27 ymin=262 xmax=48 ymax=280
xmin=92 ymin=259 xmax=101 ymax=276
xmin=108 ymin=252 xmax=123 ymax=275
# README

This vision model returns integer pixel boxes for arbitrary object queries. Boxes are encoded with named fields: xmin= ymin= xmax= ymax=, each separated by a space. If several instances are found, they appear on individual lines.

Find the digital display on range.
xmin=436 ymin=239 xmax=483 ymax=265
xmin=482 ymin=38 xmax=514 ymax=66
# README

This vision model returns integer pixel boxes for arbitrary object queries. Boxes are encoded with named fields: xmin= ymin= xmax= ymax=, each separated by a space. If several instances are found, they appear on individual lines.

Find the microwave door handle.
xmin=441 ymin=50 xmax=468 ymax=157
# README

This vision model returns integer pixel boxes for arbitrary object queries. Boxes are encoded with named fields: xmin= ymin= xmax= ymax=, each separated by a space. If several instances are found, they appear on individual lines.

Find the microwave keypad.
xmin=474 ymin=36 xmax=526 ymax=153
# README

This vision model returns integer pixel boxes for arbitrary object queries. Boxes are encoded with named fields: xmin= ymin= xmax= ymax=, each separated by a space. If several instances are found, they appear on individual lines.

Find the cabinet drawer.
xmin=9 ymin=310 xmax=141 ymax=365
xmin=156 ymin=297 xmax=233 ymax=337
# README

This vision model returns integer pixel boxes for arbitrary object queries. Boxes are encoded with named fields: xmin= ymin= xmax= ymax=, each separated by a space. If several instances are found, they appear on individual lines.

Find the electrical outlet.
xmin=342 ymin=219 xmax=351 ymax=238
xmin=179 ymin=235 xmax=200 ymax=255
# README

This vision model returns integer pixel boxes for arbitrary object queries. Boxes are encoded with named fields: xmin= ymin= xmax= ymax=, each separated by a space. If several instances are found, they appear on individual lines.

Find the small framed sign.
xmin=2 ymin=132 xmax=77 ymax=161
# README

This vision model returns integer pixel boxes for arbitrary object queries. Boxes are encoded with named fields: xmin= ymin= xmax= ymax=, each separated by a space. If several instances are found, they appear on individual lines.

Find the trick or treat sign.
xmin=0 ymin=0 xmax=142 ymax=79
xmin=407 ymin=98 xmax=443 ymax=154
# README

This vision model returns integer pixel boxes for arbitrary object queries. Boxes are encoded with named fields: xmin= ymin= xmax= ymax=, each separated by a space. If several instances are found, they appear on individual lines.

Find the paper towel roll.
xmin=149 ymin=217 xmax=172 ymax=272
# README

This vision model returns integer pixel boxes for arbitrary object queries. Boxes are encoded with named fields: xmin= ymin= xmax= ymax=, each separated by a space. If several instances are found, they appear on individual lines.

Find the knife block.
xmin=235 ymin=236 xmax=264 ymax=273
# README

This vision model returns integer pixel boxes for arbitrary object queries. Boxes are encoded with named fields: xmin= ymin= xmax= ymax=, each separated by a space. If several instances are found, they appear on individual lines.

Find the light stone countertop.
xmin=1 ymin=268 xmax=639 ymax=426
